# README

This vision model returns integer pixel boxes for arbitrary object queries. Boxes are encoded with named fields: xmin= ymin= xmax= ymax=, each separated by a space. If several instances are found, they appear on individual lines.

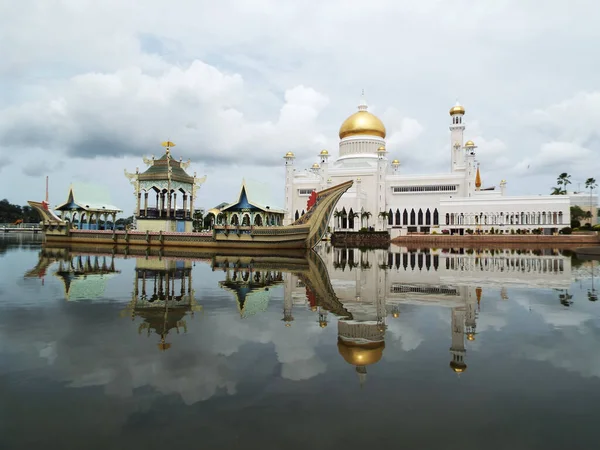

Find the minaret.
xmin=449 ymin=101 xmax=466 ymax=172
xmin=500 ymin=179 xmax=507 ymax=196
xmin=283 ymin=151 xmax=296 ymax=225
xmin=319 ymin=150 xmax=329 ymax=191
xmin=376 ymin=146 xmax=387 ymax=231
xmin=449 ymin=307 xmax=467 ymax=374
xmin=391 ymin=159 xmax=400 ymax=174
xmin=464 ymin=140 xmax=477 ymax=197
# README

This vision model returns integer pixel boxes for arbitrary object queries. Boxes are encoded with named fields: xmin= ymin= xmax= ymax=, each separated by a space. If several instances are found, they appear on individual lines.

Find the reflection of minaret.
xmin=465 ymin=286 xmax=479 ymax=341
xmin=318 ymin=306 xmax=328 ymax=328
xmin=283 ymin=280 xmax=294 ymax=327
xmin=449 ymin=307 xmax=467 ymax=374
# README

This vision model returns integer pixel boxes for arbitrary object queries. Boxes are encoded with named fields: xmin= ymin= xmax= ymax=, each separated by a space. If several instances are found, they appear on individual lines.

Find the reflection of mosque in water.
xmin=26 ymin=245 xmax=573 ymax=379
xmin=281 ymin=245 xmax=573 ymax=379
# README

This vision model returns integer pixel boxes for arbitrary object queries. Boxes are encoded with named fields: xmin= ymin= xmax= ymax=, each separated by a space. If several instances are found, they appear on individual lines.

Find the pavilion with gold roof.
xmin=125 ymin=141 xmax=206 ymax=233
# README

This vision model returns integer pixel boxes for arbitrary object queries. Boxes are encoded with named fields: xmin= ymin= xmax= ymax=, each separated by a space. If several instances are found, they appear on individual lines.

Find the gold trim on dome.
xmin=339 ymin=111 xmax=386 ymax=140
xmin=337 ymin=339 xmax=385 ymax=367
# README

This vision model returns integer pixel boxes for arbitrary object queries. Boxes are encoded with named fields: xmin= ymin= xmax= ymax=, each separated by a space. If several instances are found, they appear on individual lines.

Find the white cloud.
xmin=1 ymin=0 xmax=600 ymax=212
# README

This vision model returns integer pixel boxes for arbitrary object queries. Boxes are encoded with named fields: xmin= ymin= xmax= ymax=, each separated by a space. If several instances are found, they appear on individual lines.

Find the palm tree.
xmin=333 ymin=210 xmax=342 ymax=231
xmin=550 ymin=187 xmax=563 ymax=195
xmin=349 ymin=211 xmax=360 ymax=230
xmin=555 ymin=173 xmax=572 ymax=195
xmin=361 ymin=211 xmax=372 ymax=229
xmin=378 ymin=211 xmax=389 ymax=225
xmin=585 ymin=177 xmax=597 ymax=224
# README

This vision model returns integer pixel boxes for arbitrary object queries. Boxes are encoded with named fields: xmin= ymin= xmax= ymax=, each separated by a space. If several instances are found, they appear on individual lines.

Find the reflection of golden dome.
xmin=339 ymin=111 xmax=386 ymax=139
xmin=337 ymin=339 xmax=385 ymax=366
xmin=392 ymin=312 xmax=400 ymax=318
xmin=449 ymin=103 xmax=465 ymax=116
xmin=320 ymin=149 xmax=329 ymax=155
xmin=320 ymin=322 xmax=327 ymax=328
xmin=465 ymin=140 xmax=475 ymax=148
xmin=467 ymin=333 xmax=475 ymax=341
xmin=311 ymin=305 xmax=317 ymax=311
xmin=450 ymin=360 xmax=467 ymax=373
xmin=285 ymin=322 xmax=292 ymax=327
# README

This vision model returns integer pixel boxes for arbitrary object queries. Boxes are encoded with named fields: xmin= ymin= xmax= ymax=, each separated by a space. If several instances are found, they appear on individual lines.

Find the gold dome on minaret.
xmin=339 ymin=91 xmax=386 ymax=140
xmin=449 ymin=101 xmax=465 ymax=116
xmin=337 ymin=339 xmax=385 ymax=366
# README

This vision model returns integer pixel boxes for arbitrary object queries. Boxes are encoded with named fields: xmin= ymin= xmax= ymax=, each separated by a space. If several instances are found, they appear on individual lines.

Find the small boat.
xmin=28 ymin=180 xmax=353 ymax=250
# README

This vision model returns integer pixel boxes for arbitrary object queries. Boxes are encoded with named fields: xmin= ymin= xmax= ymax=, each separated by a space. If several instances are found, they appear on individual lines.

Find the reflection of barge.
xmin=28 ymin=180 xmax=352 ymax=250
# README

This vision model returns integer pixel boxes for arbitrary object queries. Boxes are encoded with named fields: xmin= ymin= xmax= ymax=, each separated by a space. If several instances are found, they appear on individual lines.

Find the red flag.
xmin=306 ymin=190 xmax=317 ymax=210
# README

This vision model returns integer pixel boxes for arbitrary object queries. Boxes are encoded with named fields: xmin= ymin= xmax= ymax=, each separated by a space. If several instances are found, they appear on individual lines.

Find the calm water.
xmin=1 ymin=234 xmax=600 ymax=450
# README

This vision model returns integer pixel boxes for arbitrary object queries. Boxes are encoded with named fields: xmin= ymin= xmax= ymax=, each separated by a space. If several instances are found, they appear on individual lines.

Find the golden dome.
xmin=392 ymin=311 xmax=400 ymax=318
xmin=464 ymin=140 xmax=475 ymax=148
xmin=337 ymin=339 xmax=385 ymax=367
xmin=339 ymin=111 xmax=386 ymax=140
xmin=320 ymin=322 xmax=327 ymax=328
xmin=449 ymin=103 xmax=465 ymax=116
xmin=450 ymin=360 xmax=467 ymax=373
xmin=377 ymin=145 xmax=386 ymax=152
xmin=284 ymin=151 xmax=295 ymax=158
xmin=312 ymin=163 xmax=320 ymax=169
xmin=320 ymin=149 xmax=329 ymax=155
xmin=467 ymin=333 xmax=475 ymax=341
xmin=392 ymin=159 xmax=400 ymax=165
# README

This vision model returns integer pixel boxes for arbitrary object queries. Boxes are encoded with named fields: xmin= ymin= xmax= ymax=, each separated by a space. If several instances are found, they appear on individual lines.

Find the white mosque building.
xmin=283 ymin=94 xmax=571 ymax=236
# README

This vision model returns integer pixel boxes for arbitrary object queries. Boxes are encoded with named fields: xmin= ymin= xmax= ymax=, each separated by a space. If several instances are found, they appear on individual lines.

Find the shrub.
xmin=593 ymin=224 xmax=600 ymax=231
xmin=571 ymin=219 xmax=581 ymax=229
xmin=431 ymin=231 xmax=438 ymax=235
xmin=510 ymin=229 xmax=515 ymax=235
xmin=359 ymin=227 xmax=368 ymax=233
xmin=559 ymin=227 xmax=572 ymax=235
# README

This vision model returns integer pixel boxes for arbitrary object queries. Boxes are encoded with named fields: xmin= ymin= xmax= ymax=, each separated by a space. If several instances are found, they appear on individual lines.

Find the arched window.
xmin=349 ymin=208 xmax=355 ymax=229
xmin=445 ymin=213 xmax=450 ymax=225
xmin=395 ymin=208 xmax=401 ymax=225
xmin=417 ymin=208 xmax=423 ymax=225
xmin=403 ymin=209 xmax=409 ymax=225
xmin=433 ymin=208 xmax=439 ymax=225
xmin=295 ymin=210 xmax=299 ymax=221
xmin=425 ymin=208 xmax=431 ymax=225
xmin=388 ymin=208 xmax=393 ymax=225
xmin=410 ymin=208 xmax=416 ymax=225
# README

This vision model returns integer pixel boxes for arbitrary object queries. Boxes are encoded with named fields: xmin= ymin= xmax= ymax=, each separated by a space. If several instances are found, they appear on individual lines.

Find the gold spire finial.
xmin=475 ymin=164 xmax=482 ymax=189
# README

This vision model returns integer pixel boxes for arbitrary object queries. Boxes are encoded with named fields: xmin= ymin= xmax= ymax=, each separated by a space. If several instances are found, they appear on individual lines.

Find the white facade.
xmin=284 ymin=96 xmax=571 ymax=235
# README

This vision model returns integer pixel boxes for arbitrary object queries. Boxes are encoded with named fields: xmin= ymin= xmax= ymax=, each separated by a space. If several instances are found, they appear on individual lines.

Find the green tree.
xmin=361 ymin=211 xmax=372 ymax=228
xmin=585 ymin=177 xmax=597 ymax=224
xmin=570 ymin=205 xmax=586 ymax=221
xmin=348 ymin=211 xmax=360 ymax=229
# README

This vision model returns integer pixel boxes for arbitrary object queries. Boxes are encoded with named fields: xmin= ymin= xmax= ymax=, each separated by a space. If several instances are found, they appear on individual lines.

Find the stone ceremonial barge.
xmin=28 ymin=179 xmax=353 ymax=250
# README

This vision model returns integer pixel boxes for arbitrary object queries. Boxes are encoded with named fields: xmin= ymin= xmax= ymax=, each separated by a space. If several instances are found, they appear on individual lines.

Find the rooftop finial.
xmin=358 ymin=89 xmax=368 ymax=111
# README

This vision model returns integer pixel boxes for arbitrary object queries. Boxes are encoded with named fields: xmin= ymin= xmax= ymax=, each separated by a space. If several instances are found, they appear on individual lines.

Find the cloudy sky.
xmin=1 ymin=0 xmax=599 ymax=214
